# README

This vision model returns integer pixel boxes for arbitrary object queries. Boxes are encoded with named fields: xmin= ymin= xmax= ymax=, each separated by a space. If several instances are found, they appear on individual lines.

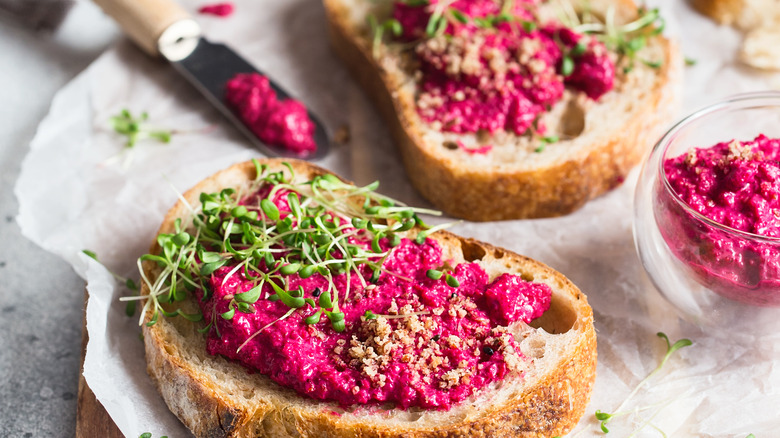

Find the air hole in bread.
xmin=529 ymin=294 xmax=577 ymax=335
xmin=493 ymin=249 xmax=504 ymax=258
xmin=520 ymin=336 xmax=547 ymax=359
xmin=460 ymin=240 xmax=487 ymax=262
xmin=442 ymin=141 xmax=458 ymax=150
xmin=406 ymin=409 xmax=425 ymax=421
xmin=560 ymin=99 xmax=586 ymax=137
xmin=520 ymin=273 xmax=534 ymax=282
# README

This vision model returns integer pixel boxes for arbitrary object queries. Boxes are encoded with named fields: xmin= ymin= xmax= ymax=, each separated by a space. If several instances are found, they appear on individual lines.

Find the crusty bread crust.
xmin=691 ymin=0 xmax=745 ymax=26
xmin=323 ymin=0 xmax=681 ymax=221
xmin=690 ymin=0 xmax=780 ymax=30
xmin=141 ymin=159 xmax=597 ymax=437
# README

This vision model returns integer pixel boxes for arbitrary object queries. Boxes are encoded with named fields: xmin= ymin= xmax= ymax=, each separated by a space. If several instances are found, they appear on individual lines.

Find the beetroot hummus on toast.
xmin=138 ymin=159 xmax=596 ymax=437
xmin=393 ymin=0 xmax=614 ymax=137
xmin=658 ymin=135 xmax=780 ymax=305
xmin=325 ymin=0 xmax=680 ymax=220
xmin=151 ymin=160 xmax=552 ymax=410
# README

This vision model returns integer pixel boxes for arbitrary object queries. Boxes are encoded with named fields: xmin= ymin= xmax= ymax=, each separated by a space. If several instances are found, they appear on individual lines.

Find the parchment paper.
xmin=15 ymin=0 xmax=780 ymax=436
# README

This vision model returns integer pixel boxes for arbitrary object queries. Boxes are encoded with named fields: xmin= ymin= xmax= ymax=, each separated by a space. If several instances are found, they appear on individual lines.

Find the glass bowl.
xmin=634 ymin=92 xmax=780 ymax=326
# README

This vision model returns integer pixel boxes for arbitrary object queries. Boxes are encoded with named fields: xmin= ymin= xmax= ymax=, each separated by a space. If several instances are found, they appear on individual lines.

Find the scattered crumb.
xmin=333 ymin=125 xmax=351 ymax=145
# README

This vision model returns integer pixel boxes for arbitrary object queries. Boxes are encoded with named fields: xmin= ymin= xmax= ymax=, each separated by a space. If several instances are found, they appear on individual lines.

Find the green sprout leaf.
xmin=451 ymin=9 xmax=469 ymax=24
xmin=426 ymin=269 xmax=443 ymax=280
xmin=445 ymin=274 xmax=460 ymax=288
xmin=235 ymin=284 xmax=262 ymax=304
xmin=221 ymin=308 xmax=236 ymax=320
xmin=319 ymin=290 xmax=334 ymax=309
xmin=110 ymin=109 xmax=173 ymax=149
xmin=561 ymin=55 xmax=575 ymax=76
xmin=260 ymin=199 xmax=280 ymax=221
xmin=572 ymin=40 xmax=588 ymax=56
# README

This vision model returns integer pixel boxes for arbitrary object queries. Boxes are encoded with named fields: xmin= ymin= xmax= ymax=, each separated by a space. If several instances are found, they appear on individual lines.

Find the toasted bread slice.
xmin=140 ymin=159 xmax=596 ymax=437
xmin=691 ymin=0 xmax=780 ymax=29
xmin=323 ymin=0 xmax=681 ymax=220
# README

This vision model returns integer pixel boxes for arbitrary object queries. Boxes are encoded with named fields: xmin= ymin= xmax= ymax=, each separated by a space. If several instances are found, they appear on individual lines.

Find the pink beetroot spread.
xmin=197 ymin=192 xmax=551 ymax=410
xmin=198 ymin=2 xmax=234 ymax=17
xmin=659 ymin=135 xmax=780 ymax=305
xmin=225 ymin=73 xmax=316 ymax=155
xmin=393 ymin=0 xmax=614 ymax=136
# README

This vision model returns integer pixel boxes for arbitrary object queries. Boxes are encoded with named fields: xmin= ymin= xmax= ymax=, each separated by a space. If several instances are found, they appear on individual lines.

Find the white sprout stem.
xmin=625 ymin=391 xmax=693 ymax=438
xmin=380 ymin=268 xmax=414 ymax=283
xmin=574 ymin=22 xmax=606 ymax=33
xmin=621 ymin=9 xmax=659 ymax=33
xmin=605 ymin=5 xmax=617 ymax=42
xmin=419 ymin=220 xmax=460 ymax=237
xmin=220 ymin=258 xmax=250 ymax=288
xmin=236 ymin=307 xmax=296 ymax=353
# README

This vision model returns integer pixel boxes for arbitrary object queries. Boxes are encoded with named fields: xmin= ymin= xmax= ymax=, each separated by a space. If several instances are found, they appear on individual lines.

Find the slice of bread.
xmin=140 ymin=159 xmax=597 ymax=437
xmin=691 ymin=0 xmax=780 ymax=29
xmin=324 ymin=0 xmax=681 ymax=220
xmin=691 ymin=0 xmax=780 ymax=70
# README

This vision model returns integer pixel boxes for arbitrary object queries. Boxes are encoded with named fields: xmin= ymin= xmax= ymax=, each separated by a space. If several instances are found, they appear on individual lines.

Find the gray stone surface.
xmin=0 ymin=6 xmax=117 ymax=438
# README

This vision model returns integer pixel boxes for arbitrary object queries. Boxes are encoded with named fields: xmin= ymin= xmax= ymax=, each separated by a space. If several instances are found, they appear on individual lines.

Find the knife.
xmin=92 ymin=0 xmax=330 ymax=160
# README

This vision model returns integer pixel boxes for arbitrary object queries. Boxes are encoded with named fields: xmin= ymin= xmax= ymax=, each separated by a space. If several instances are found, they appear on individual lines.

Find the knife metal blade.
xmin=93 ymin=1 xmax=330 ymax=160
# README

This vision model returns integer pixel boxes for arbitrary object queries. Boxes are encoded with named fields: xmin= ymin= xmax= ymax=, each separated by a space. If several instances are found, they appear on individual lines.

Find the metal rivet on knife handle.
xmin=92 ymin=0 xmax=192 ymax=58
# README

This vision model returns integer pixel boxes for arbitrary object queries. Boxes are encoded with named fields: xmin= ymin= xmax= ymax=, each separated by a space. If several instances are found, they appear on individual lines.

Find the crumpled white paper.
xmin=15 ymin=0 xmax=780 ymax=436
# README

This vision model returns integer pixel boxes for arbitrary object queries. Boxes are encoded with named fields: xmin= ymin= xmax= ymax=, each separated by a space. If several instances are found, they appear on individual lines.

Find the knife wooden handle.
xmin=92 ymin=0 xmax=193 ymax=57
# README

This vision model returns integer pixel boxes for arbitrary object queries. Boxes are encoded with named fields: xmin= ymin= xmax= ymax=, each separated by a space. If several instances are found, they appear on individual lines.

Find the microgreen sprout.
xmin=534 ymin=135 xmax=559 ymax=153
xmin=368 ymin=14 xmax=404 ymax=58
xmin=556 ymin=2 xmax=665 ymax=73
xmin=134 ymin=160 xmax=444 ymax=342
xmin=110 ymin=109 xmax=173 ymax=148
xmin=684 ymin=57 xmax=697 ymax=66
xmin=595 ymin=332 xmax=692 ymax=435
xmin=426 ymin=269 xmax=443 ymax=280
xmin=521 ymin=20 xmax=537 ymax=32
xmin=421 ymin=0 xmax=458 ymax=38
xmin=445 ymin=273 xmax=460 ymax=288
xmin=561 ymin=55 xmax=575 ymax=77
xmin=82 ymin=249 xmax=140 ymax=316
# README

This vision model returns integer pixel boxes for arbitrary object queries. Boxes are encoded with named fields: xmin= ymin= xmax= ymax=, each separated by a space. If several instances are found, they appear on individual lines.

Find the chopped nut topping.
xmin=684 ymin=148 xmax=698 ymax=167
xmin=726 ymin=140 xmax=759 ymax=162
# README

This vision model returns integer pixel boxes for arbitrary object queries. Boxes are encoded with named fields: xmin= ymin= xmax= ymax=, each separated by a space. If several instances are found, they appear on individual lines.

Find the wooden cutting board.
xmin=76 ymin=291 xmax=123 ymax=437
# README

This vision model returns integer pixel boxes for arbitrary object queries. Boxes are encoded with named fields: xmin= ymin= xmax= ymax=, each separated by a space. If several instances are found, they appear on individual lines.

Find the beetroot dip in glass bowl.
xmin=634 ymin=92 xmax=780 ymax=325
